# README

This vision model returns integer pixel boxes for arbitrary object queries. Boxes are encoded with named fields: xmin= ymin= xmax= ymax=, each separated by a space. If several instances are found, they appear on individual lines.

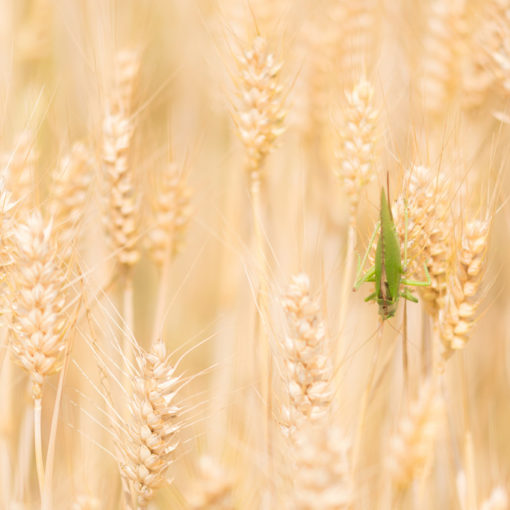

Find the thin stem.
xmin=14 ymin=398 xmax=33 ymax=502
xmin=421 ymin=308 xmax=431 ymax=378
xmin=336 ymin=219 xmax=357 ymax=363
xmin=0 ymin=349 xmax=12 ymax=507
xmin=459 ymin=353 xmax=477 ymax=510
xmin=152 ymin=236 xmax=173 ymax=347
xmin=123 ymin=271 xmax=134 ymax=335
xmin=123 ymin=271 xmax=135 ymax=365
xmin=208 ymin=160 xmax=242 ymax=454
xmin=43 ymin=300 xmax=79 ymax=510
xmin=42 ymin=367 xmax=65 ymax=510
xmin=33 ymin=397 xmax=45 ymax=499
xmin=250 ymin=179 xmax=273 ymax=505
xmin=352 ymin=324 xmax=383 ymax=476
xmin=402 ymin=300 xmax=409 ymax=392
xmin=121 ymin=271 xmax=135 ymax=407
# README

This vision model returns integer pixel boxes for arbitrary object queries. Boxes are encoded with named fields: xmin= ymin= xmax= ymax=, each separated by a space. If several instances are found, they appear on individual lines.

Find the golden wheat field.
xmin=3 ymin=0 xmax=510 ymax=508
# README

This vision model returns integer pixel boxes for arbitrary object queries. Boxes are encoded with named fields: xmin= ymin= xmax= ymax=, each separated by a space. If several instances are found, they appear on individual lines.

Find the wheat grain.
xmin=280 ymin=273 xmax=332 ymax=436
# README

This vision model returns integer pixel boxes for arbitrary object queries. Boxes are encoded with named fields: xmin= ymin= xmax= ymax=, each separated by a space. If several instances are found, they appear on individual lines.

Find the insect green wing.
xmin=374 ymin=228 xmax=382 ymax=300
xmin=379 ymin=187 xmax=402 ymax=300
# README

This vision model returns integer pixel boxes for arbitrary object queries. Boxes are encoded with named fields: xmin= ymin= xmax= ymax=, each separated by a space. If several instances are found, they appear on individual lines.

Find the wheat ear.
xmin=115 ymin=341 xmax=181 ymax=509
xmin=49 ymin=141 xmax=93 ymax=265
xmin=439 ymin=217 xmax=490 ymax=358
xmin=280 ymin=273 xmax=333 ymax=435
xmin=8 ymin=211 xmax=71 ymax=499
xmin=279 ymin=274 xmax=351 ymax=508
xmin=232 ymin=35 xmax=285 ymax=186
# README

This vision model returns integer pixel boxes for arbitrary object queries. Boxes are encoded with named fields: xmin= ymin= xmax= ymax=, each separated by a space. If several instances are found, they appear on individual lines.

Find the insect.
xmin=353 ymin=185 xmax=431 ymax=320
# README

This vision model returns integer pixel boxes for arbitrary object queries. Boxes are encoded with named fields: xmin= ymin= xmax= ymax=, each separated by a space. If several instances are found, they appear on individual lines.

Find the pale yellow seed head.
xmin=335 ymin=78 xmax=378 ymax=218
xmin=9 ymin=211 xmax=69 ymax=400
xmin=232 ymin=35 xmax=286 ymax=185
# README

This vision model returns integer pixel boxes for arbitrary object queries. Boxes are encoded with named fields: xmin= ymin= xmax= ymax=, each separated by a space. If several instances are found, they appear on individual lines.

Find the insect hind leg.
xmin=353 ymin=221 xmax=380 ymax=291
xmin=400 ymin=288 xmax=418 ymax=303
